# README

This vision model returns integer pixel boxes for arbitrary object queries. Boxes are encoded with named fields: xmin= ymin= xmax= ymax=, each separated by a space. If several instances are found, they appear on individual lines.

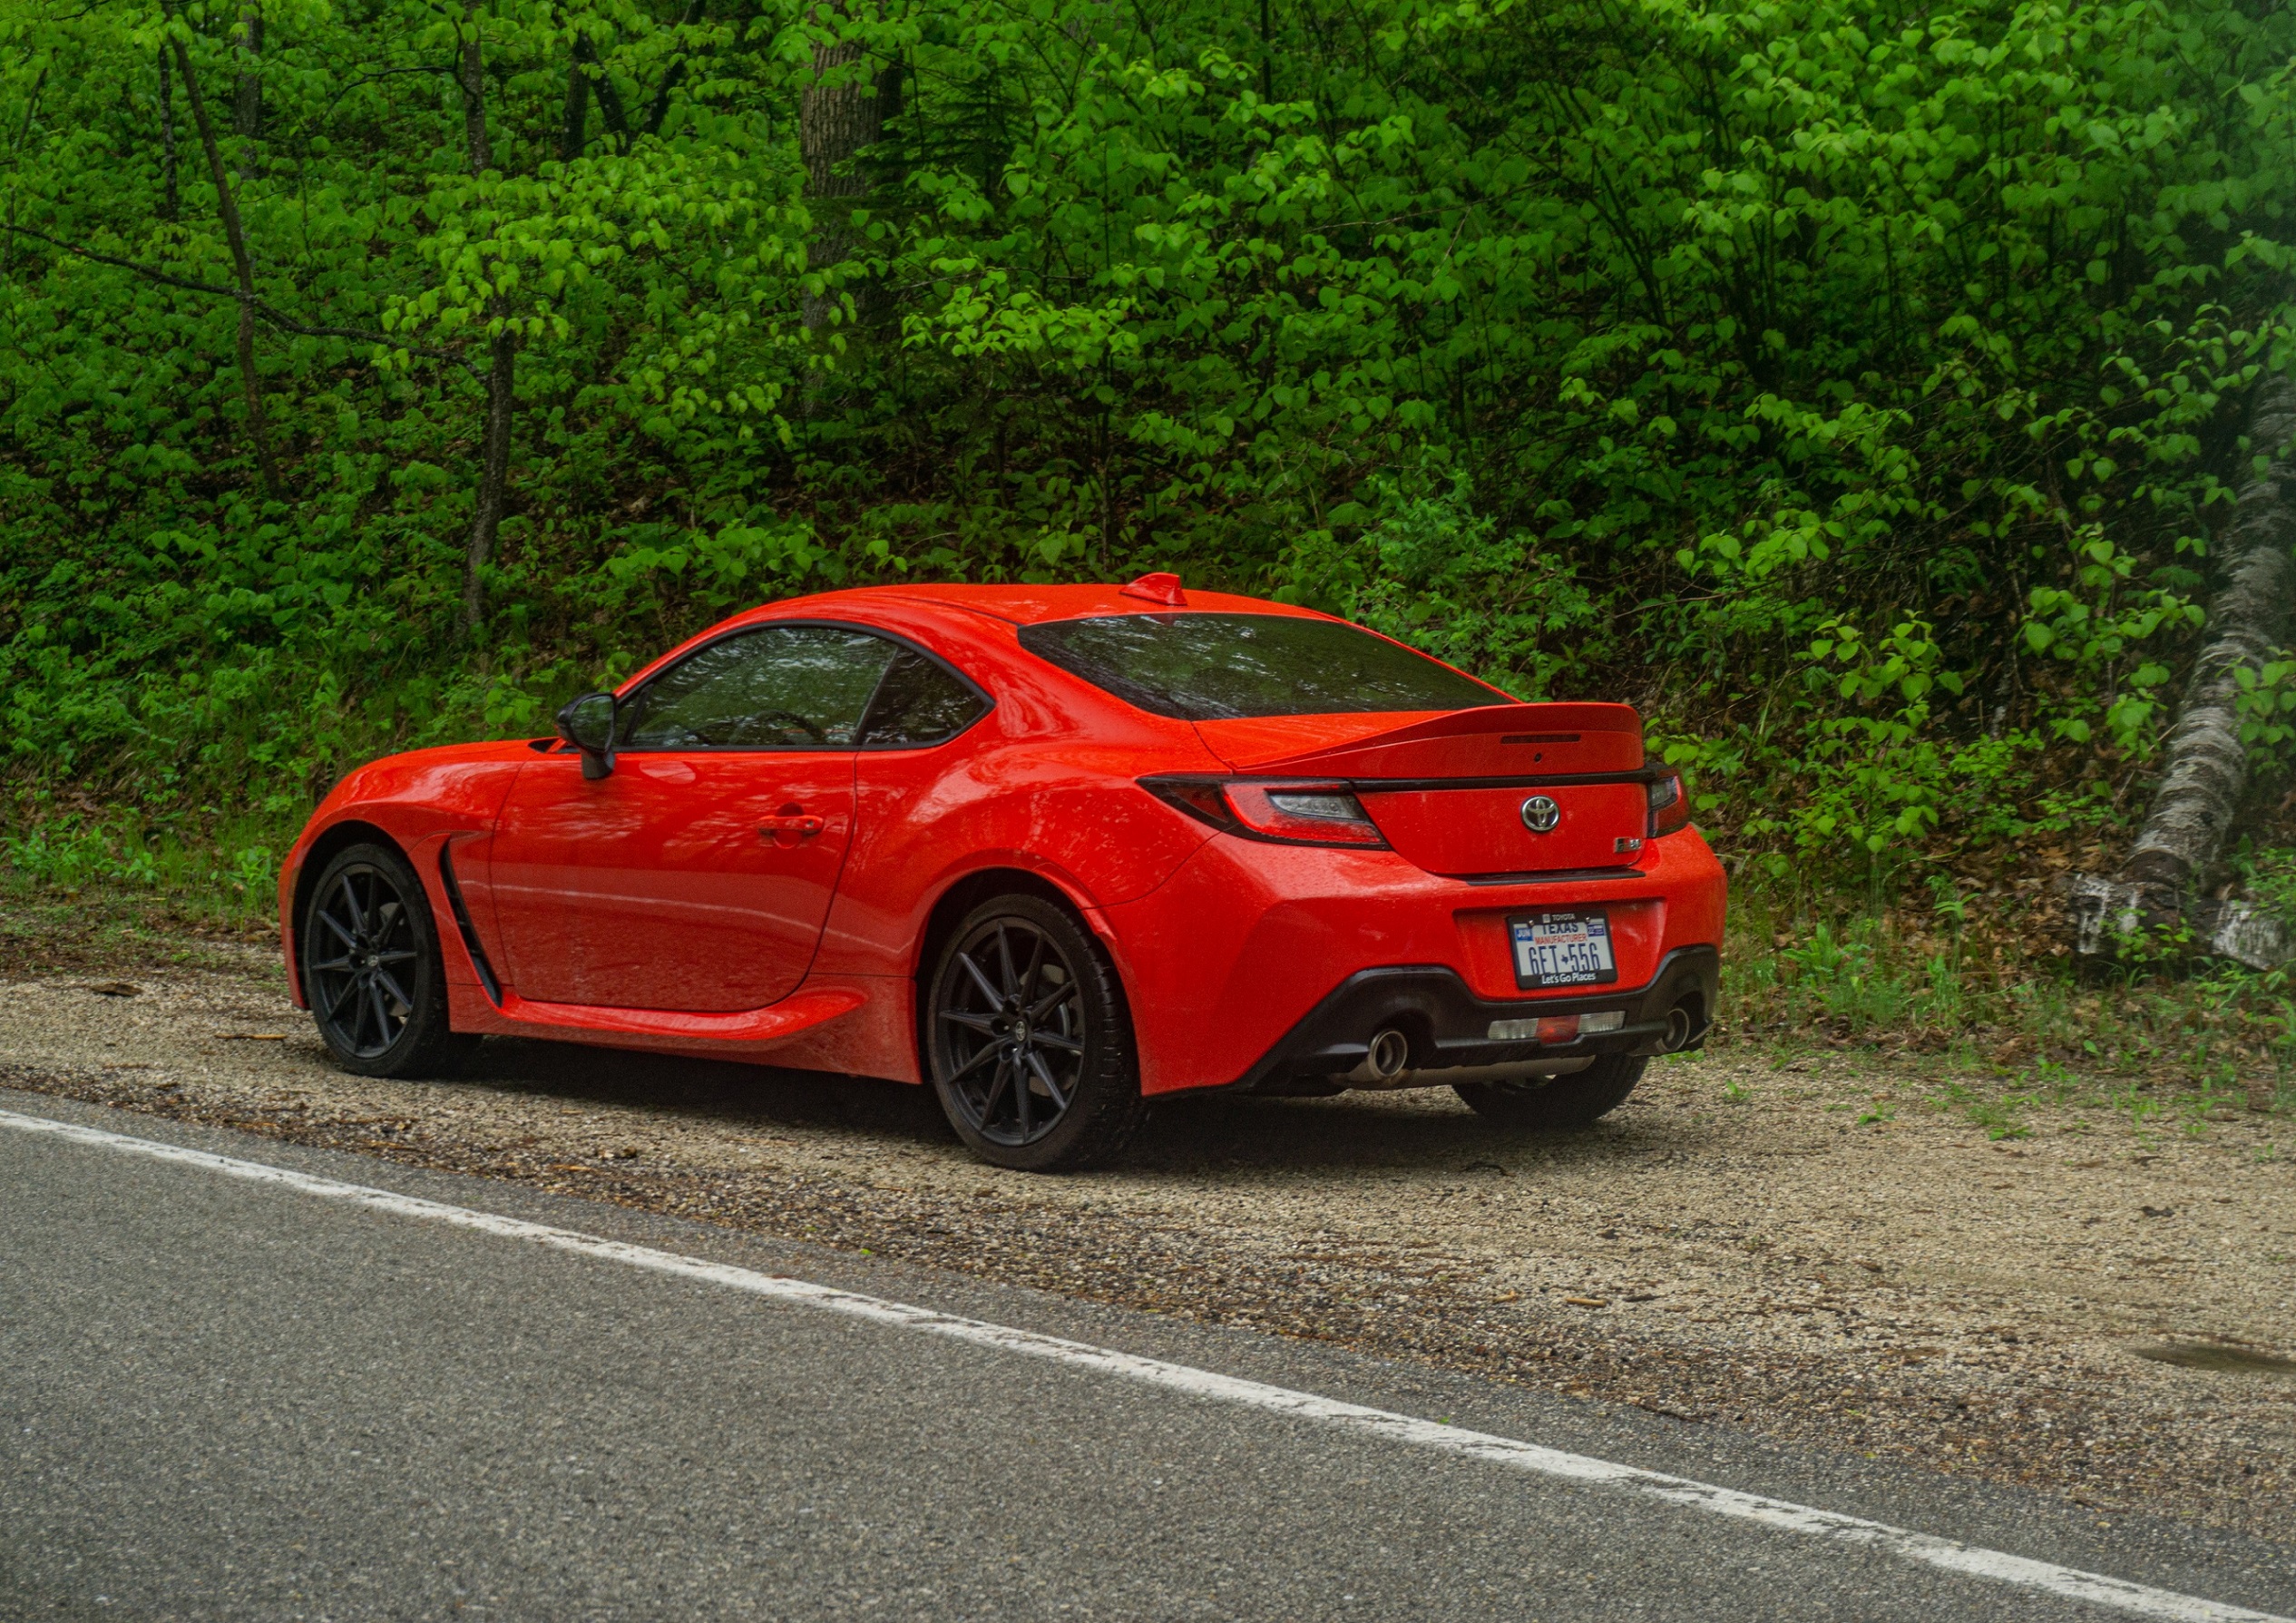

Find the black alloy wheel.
xmin=302 ymin=842 xmax=475 ymax=1079
xmin=925 ymin=894 xmax=1144 ymax=1172
xmin=1452 ymin=1052 xmax=1647 ymax=1129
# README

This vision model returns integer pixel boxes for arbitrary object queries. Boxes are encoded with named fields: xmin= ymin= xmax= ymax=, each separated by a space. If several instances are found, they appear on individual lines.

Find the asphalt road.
xmin=3 ymin=1093 xmax=2291 ymax=1623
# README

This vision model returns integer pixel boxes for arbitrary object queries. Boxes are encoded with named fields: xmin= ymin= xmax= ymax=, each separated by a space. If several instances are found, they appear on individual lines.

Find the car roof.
xmin=791 ymin=582 xmax=1334 ymax=628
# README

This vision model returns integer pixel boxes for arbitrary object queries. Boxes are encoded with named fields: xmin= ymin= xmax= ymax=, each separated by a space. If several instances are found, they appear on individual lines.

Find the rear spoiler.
xmin=1202 ymin=703 xmax=1646 ymax=780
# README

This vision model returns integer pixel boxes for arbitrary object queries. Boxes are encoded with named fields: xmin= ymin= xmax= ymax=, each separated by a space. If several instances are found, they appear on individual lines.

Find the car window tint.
xmin=857 ymin=650 xmax=987 ymax=747
xmin=619 ymin=625 xmax=897 ymax=749
xmin=1016 ymin=612 xmax=1507 ymax=720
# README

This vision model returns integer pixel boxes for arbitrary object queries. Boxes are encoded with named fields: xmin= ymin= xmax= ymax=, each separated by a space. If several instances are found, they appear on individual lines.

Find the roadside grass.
xmin=1 ymin=804 xmax=284 ymax=974
xmin=1719 ymin=881 xmax=2295 ymax=1137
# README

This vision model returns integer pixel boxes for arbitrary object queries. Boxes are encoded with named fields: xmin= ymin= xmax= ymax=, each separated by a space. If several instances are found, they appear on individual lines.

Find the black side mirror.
xmin=556 ymin=691 xmax=618 ymax=779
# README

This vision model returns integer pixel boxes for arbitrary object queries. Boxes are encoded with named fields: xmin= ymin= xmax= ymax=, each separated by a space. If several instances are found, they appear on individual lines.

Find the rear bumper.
xmin=1097 ymin=822 xmax=1726 ymax=1095
xmin=1226 ymin=945 xmax=1719 ymax=1092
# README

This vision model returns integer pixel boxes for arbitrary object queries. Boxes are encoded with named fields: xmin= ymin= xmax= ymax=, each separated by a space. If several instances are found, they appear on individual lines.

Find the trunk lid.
xmin=1195 ymin=703 xmax=1649 ymax=877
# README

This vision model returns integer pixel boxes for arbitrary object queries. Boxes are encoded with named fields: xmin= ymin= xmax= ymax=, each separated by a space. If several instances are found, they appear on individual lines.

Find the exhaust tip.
xmin=1661 ymin=1002 xmax=1696 ymax=1053
xmin=1364 ymin=1027 xmax=1412 ymax=1081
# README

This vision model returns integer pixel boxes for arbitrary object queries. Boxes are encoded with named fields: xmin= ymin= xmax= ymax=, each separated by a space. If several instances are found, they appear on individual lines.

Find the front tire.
xmin=1453 ymin=1053 xmax=1646 ymax=1129
xmin=301 ymin=842 xmax=476 ymax=1080
xmin=924 ymin=894 xmax=1145 ymax=1172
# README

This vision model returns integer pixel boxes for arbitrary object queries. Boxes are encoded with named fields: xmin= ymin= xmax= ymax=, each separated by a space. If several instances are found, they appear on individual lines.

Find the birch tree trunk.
xmin=2070 ymin=370 xmax=2296 ymax=969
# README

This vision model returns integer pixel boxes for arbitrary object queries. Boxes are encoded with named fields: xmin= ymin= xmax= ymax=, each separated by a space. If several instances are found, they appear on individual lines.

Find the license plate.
xmin=1509 ymin=909 xmax=1617 ymax=989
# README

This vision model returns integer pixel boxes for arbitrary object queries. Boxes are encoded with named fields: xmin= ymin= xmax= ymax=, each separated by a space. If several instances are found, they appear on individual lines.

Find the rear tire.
xmin=1453 ymin=1053 xmax=1646 ymax=1129
xmin=301 ymin=842 xmax=477 ymax=1080
xmin=923 ymin=893 xmax=1145 ymax=1173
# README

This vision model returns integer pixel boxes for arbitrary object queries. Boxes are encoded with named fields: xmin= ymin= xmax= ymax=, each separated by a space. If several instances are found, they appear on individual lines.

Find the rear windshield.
xmin=1017 ymin=612 xmax=1506 ymax=720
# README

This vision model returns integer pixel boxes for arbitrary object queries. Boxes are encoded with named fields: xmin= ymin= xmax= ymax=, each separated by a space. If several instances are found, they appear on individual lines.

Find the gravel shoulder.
xmin=3 ymin=944 xmax=2291 ymax=1543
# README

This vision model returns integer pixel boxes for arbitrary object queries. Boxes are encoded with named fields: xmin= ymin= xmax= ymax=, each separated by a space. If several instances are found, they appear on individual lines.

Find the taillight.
xmin=1140 ymin=777 xmax=1389 ymax=848
xmin=1647 ymin=772 xmax=1691 ymax=837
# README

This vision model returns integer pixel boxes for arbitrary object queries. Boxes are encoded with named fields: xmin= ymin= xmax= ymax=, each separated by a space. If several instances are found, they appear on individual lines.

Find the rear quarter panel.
xmin=813 ymin=606 xmax=1226 ymax=979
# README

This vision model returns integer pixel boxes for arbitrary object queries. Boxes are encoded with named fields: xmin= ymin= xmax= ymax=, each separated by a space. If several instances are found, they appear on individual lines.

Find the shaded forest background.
xmin=6 ymin=0 xmax=2296 ymax=1071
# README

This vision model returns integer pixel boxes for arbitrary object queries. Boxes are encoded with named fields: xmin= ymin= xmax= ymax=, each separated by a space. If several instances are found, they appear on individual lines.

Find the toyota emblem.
xmin=1520 ymin=795 xmax=1561 ymax=834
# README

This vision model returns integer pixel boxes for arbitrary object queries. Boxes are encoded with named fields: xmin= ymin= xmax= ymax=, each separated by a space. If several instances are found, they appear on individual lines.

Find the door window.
xmin=618 ymin=624 xmax=898 ymax=750
xmin=857 ymin=650 xmax=988 ymax=747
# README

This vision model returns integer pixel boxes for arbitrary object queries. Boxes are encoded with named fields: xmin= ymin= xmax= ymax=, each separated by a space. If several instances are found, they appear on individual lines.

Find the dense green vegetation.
xmin=4 ymin=0 xmax=2295 ymax=995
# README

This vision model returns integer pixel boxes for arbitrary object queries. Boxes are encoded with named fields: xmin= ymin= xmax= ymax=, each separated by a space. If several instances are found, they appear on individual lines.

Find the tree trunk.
xmin=573 ymin=34 xmax=633 ymax=152
xmin=640 ymin=0 xmax=709 ymax=138
xmin=171 ymin=37 xmax=279 ymax=494
xmin=558 ymin=45 xmax=591 ymax=161
xmin=2070 ymin=370 xmax=2296 ymax=970
xmin=232 ymin=5 xmax=262 ymax=159
xmin=798 ymin=17 xmax=891 ymax=331
xmin=461 ymin=8 xmax=493 ymax=175
xmin=157 ymin=48 xmax=180 ymax=220
xmin=458 ymin=0 xmax=514 ymax=640
xmin=465 ymin=330 xmax=516 ymax=637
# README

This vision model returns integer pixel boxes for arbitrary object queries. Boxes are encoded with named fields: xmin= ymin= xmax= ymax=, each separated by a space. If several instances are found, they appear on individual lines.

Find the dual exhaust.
xmin=1338 ymin=997 xmax=1701 ymax=1090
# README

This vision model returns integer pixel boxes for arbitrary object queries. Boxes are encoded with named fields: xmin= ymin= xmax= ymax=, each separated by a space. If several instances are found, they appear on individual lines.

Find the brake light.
xmin=1140 ymin=777 xmax=1389 ymax=848
xmin=1647 ymin=772 xmax=1691 ymax=837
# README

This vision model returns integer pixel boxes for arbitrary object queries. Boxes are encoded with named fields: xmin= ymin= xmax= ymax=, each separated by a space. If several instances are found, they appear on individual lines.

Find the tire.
xmin=1453 ymin=1053 xmax=1646 ymax=1129
xmin=923 ymin=893 xmax=1145 ymax=1172
xmin=300 ymin=842 xmax=478 ymax=1080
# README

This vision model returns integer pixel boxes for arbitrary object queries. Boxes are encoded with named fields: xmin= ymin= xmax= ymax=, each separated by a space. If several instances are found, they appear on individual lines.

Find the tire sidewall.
xmin=302 ymin=842 xmax=451 ymax=1078
xmin=1455 ymin=1052 xmax=1647 ymax=1129
xmin=924 ymin=893 xmax=1139 ymax=1172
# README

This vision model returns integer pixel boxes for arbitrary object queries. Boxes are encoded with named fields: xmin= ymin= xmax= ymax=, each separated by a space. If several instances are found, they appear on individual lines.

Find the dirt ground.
xmin=2 ymin=937 xmax=2291 ymax=1542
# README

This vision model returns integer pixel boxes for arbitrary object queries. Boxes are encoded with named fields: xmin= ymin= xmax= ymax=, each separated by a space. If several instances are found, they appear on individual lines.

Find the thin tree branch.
xmin=168 ymin=28 xmax=278 ymax=491
xmin=0 ymin=222 xmax=484 ymax=380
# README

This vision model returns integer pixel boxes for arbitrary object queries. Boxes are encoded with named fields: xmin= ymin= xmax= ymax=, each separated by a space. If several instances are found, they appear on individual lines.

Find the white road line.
xmin=2 ymin=1104 xmax=2282 ymax=1623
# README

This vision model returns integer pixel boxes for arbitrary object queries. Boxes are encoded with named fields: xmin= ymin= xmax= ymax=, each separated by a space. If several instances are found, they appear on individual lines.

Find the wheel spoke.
xmin=367 ymin=983 xmax=395 ymax=1047
xmin=994 ymin=924 xmax=1019 ymax=1000
xmin=1029 ymin=983 xmax=1077 ymax=1022
xmin=318 ymin=910 xmax=358 ymax=950
xmin=978 ymin=1057 xmax=1013 ymax=1121
xmin=309 ymin=954 xmax=354 ymax=973
xmin=1018 ymin=930 xmax=1045 ymax=1006
xmin=1031 ymin=1030 xmax=1082 ymax=1053
xmin=338 ymin=874 xmax=367 ymax=934
xmin=937 ymin=1008 xmax=999 ymax=1034
xmin=1025 ymin=1049 xmax=1070 ymax=1110
xmin=373 ymin=967 xmax=414 ymax=1013
xmin=1014 ymin=1055 xmax=1033 ymax=1137
xmin=957 ymin=950 xmax=1003 ymax=1009
xmin=319 ymin=974 xmax=359 ymax=1021
xmin=374 ymin=949 xmax=418 ymax=965
xmin=946 ymin=1041 xmax=1002 ymax=1084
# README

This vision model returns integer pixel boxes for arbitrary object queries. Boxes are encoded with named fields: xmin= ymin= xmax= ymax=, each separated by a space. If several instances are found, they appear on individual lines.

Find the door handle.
xmin=760 ymin=807 xmax=826 ymax=842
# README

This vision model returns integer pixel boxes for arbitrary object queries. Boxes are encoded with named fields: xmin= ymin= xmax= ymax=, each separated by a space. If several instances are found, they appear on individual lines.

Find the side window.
xmin=619 ymin=625 xmax=898 ymax=749
xmin=857 ymin=649 xmax=988 ymax=747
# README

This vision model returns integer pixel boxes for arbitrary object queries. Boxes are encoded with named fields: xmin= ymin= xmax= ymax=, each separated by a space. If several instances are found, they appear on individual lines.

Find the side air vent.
xmin=437 ymin=845 xmax=503 ymax=1004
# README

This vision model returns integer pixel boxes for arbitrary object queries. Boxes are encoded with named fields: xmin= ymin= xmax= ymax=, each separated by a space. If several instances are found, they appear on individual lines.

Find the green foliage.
xmin=5 ymin=0 xmax=2296 ymax=893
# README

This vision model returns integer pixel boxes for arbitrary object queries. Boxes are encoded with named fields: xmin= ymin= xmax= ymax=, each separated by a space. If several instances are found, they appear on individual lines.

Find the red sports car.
xmin=279 ymin=575 xmax=1725 ymax=1169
